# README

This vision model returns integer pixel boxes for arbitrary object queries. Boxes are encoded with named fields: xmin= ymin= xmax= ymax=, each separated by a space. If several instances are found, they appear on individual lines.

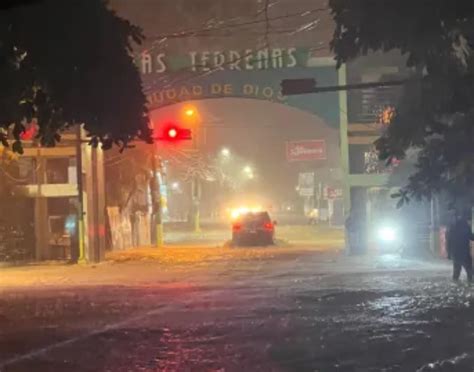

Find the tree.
xmin=0 ymin=0 xmax=151 ymax=153
xmin=1 ymin=0 xmax=40 ymax=10
xmin=330 ymin=0 xmax=474 ymax=210
xmin=104 ymin=146 xmax=153 ymax=210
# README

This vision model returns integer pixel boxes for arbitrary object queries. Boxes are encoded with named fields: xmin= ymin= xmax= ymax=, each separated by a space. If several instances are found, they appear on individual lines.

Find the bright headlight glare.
xmin=378 ymin=227 xmax=396 ymax=242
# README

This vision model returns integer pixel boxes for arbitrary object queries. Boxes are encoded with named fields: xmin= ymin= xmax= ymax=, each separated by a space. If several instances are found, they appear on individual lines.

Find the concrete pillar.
xmin=34 ymin=153 xmax=49 ymax=260
xmin=338 ymin=64 xmax=351 ymax=215
xmin=83 ymin=144 xmax=106 ymax=263
xmin=350 ymin=187 xmax=369 ymax=254
xmin=34 ymin=197 xmax=48 ymax=260
xmin=95 ymin=146 xmax=106 ymax=261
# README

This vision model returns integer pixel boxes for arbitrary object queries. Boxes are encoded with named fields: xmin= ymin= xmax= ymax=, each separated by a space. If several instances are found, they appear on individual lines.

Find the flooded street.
xmin=1 ymin=247 xmax=473 ymax=371
xmin=2 ymin=0 xmax=474 ymax=370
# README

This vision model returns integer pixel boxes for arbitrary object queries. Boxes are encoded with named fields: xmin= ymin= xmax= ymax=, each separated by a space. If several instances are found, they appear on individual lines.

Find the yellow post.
xmin=78 ymin=219 xmax=86 ymax=264
xmin=156 ymin=222 xmax=164 ymax=247
xmin=338 ymin=64 xmax=351 ymax=215
xmin=194 ymin=209 xmax=201 ymax=233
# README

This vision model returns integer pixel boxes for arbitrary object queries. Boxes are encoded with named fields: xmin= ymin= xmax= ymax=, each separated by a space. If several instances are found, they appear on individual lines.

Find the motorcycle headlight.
xmin=378 ymin=226 xmax=397 ymax=242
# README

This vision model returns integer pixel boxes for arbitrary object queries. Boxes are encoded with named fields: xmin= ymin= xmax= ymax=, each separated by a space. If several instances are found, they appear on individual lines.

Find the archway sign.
xmin=138 ymin=46 xmax=351 ymax=213
xmin=139 ymin=47 xmax=341 ymax=129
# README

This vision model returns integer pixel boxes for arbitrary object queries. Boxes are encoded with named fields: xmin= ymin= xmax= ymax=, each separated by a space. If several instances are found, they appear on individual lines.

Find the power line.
xmin=147 ymin=26 xmax=320 ymax=39
xmin=148 ymin=7 xmax=328 ymax=40
xmin=142 ymin=5 xmax=327 ymax=60
xmin=264 ymin=0 xmax=271 ymax=47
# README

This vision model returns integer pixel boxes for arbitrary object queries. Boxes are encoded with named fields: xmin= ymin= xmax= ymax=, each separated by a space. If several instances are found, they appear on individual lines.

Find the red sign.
xmin=323 ymin=187 xmax=343 ymax=200
xmin=286 ymin=140 xmax=326 ymax=162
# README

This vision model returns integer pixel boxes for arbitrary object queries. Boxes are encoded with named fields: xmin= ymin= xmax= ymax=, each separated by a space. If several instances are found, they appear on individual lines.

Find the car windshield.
xmin=240 ymin=212 xmax=271 ymax=225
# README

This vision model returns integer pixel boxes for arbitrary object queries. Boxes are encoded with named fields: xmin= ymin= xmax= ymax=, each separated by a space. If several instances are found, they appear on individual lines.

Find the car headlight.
xmin=377 ymin=226 xmax=397 ymax=242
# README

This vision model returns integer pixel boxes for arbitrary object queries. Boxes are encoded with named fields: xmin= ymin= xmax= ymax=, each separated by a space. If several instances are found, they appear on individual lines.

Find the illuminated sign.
xmin=146 ymin=82 xmax=285 ymax=107
xmin=140 ymin=48 xmax=307 ymax=75
xmin=286 ymin=140 xmax=326 ymax=162
xmin=139 ymin=48 xmax=341 ymax=128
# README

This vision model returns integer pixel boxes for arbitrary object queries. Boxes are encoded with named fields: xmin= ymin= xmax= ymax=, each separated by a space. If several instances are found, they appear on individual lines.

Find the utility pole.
xmin=89 ymin=145 xmax=106 ymax=262
xmin=192 ymin=173 xmax=201 ymax=233
xmin=75 ymin=124 xmax=86 ymax=263
xmin=191 ymin=121 xmax=201 ymax=233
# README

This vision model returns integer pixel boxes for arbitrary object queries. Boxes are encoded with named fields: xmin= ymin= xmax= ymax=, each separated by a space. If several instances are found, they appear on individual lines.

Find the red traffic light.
xmin=157 ymin=124 xmax=192 ymax=142
xmin=167 ymin=128 xmax=178 ymax=139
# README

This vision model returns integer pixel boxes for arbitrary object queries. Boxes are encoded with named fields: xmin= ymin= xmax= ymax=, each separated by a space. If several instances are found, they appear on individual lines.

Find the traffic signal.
xmin=166 ymin=127 xmax=178 ymax=139
xmin=157 ymin=124 xmax=192 ymax=142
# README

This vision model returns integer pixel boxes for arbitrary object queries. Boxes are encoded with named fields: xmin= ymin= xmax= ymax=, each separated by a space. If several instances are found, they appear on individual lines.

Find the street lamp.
xmin=221 ymin=147 xmax=231 ymax=158
xmin=182 ymin=105 xmax=198 ymax=120
xmin=184 ymin=108 xmax=195 ymax=117
xmin=243 ymin=165 xmax=255 ymax=180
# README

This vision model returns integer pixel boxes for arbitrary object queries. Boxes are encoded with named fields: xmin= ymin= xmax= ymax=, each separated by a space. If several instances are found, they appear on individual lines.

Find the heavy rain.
xmin=1 ymin=0 xmax=474 ymax=371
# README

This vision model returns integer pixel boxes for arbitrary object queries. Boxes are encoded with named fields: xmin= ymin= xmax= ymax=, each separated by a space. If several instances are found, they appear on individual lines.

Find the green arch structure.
xmin=143 ymin=65 xmax=340 ymax=128
xmin=140 ymin=50 xmax=354 ymax=212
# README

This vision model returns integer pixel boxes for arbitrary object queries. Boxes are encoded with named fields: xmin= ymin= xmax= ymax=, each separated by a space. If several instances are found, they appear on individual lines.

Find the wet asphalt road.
xmin=1 ymin=247 xmax=474 ymax=371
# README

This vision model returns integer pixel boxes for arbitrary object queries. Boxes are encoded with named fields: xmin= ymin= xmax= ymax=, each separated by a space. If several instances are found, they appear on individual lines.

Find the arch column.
xmin=337 ymin=64 xmax=351 ymax=215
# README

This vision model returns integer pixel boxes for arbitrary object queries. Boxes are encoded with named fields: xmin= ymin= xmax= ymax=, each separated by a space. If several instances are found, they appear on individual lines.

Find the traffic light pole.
xmin=281 ymin=77 xmax=414 ymax=96
xmin=192 ymin=174 xmax=201 ymax=233
xmin=192 ymin=132 xmax=201 ymax=233
xmin=282 ymin=69 xmax=353 ymax=248
xmin=337 ymin=65 xmax=351 ymax=215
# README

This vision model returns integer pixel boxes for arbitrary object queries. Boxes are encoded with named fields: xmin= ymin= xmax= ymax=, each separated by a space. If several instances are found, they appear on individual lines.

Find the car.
xmin=232 ymin=211 xmax=276 ymax=246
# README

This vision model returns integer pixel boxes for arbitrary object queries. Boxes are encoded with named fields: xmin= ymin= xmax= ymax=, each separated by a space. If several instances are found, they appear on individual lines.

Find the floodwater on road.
xmin=0 ymin=246 xmax=473 ymax=371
